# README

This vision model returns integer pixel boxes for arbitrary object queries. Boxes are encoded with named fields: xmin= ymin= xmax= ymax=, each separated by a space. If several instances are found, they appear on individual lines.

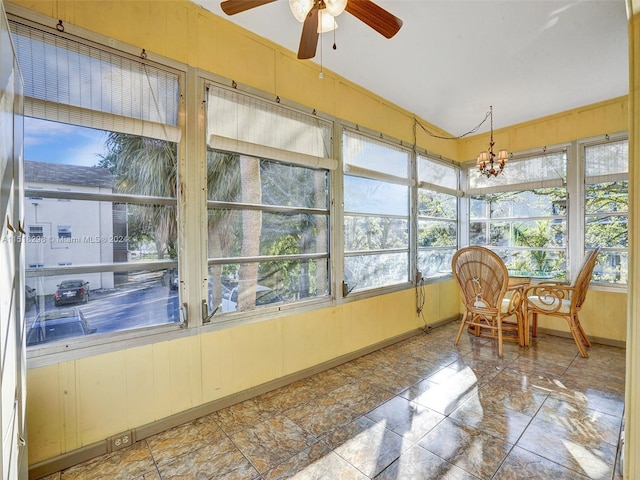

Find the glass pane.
xmin=585 ymin=182 xmax=628 ymax=214
xmin=586 ymin=215 xmax=628 ymax=248
xmin=207 ymin=209 xmax=328 ymax=257
xmin=207 ymin=85 xmax=332 ymax=159
xmin=418 ymin=190 xmax=456 ymax=219
xmin=585 ymin=140 xmax=628 ymax=178
xmin=592 ymin=251 xmax=627 ymax=284
xmin=206 ymin=150 xmax=330 ymax=313
xmin=418 ymin=156 xmax=457 ymax=190
xmin=468 ymin=151 xmax=566 ymax=189
xmin=469 ymin=189 xmax=566 ymax=219
xmin=207 ymin=152 xmax=329 ymax=208
xmin=344 ymin=216 xmax=408 ymax=251
xmin=497 ymin=249 xmax=567 ymax=279
xmin=344 ymin=252 xmax=409 ymax=290
xmin=343 ymin=130 xmax=409 ymax=177
xmin=24 ymin=118 xmax=179 ymax=338
xmin=25 ymin=268 xmax=180 ymax=347
xmin=207 ymin=259 xmax=329 ymax=315
xmin=12 ymin=22 xmax=179 ymax=125
xmin=418 ymin=248 xmax=454 ymax=279
xmin=344 ymin=176 xmax=408 ymax=216
xmin=418 ymin=219 xmax=456 ymax=247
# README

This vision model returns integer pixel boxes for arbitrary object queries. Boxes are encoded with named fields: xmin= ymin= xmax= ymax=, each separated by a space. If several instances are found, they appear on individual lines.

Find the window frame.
xmin=342 ymin=127 xmax=414 ymax=294
xmin=202 ymin=79 xmax=336 ymax=322
xmin=580 ymin=133 xmax=629 ymax=287
xmin=9 ymin=13 xmax=190 ymax=364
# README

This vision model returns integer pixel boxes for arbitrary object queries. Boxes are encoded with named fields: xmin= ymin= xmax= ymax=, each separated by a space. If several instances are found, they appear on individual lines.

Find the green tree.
xmin=99 ymin=133 xmax=178 ymax=259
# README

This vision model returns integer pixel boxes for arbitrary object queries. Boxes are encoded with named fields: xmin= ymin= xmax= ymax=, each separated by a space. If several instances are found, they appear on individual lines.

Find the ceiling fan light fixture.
xmin=317 ymin=10 xmax=338 ymax=33
xmin=325 ymin=0 xmax=347 ymax=16
xmin=289 ymin=0 xmax=313 ymax=22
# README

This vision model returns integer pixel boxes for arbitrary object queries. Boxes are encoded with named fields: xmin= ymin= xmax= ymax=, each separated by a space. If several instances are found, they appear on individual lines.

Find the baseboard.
xmin=536 ymin=327 xmax=626 ymax=349
xmin=28 ymin=320 xmax=458 ymax=480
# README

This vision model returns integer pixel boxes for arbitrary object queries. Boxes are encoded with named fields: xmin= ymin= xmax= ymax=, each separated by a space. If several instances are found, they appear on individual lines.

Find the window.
xmin=28 ymin=225 xmax=43 ymax=238
xmin=57 ymin=225 xmax=72 ymax=239
xmin=468 ymin=150 xmax=568 ymax=279
xmin=343 ymin=130 xmax=412 ymax=291
xmin=205 ymin=84 xmax=333 ymax=317
xmin=584 ymin=138 xmax=628 ymax=284
xmin=417 ymin=155 xmax=459 ymax=279
xmin=12 ymin=19 xmax=183 ymax=349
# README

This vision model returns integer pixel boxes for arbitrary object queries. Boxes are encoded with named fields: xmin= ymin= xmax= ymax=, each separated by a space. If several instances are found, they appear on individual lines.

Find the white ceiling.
xmin=192 ymin=0 xmax=629 ymax=135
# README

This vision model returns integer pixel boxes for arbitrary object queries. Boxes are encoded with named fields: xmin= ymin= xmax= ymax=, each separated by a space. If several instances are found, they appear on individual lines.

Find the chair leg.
xmin=568 ymin=314 xmax=589 ymax=358
xmin=575 ymin=315 xmax=592 ymax=347
xmin=454 ymin=311 xmax=468 ymax=346
xmin=497 ymin=316 xmax=504 ymax=358
xmin=531 ymin=312 xmax=538 ymax=339
xmin=517 ymin=312 xmax=525 ymax=347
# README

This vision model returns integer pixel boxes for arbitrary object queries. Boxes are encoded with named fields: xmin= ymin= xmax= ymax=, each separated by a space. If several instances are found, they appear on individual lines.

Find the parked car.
xmin=26 ymin=308 xmax=97 ymax=346
xmin=25 ymin=285 xmax=37 ymax=309
xmin=221 ymin=285 xmax=285 ymax=313
xmin=54 ymin=279 xmax=90 ymax=306
xmin=162 ymin=268 xmax=179 ymax=290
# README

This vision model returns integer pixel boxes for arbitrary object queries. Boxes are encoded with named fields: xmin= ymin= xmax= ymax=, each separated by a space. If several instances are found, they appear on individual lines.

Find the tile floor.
xmin=40 ymin=322 xmax=626 ymax=480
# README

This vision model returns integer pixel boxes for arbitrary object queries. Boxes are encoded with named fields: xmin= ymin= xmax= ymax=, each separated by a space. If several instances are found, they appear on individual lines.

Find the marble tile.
xmin=400 ymin=374 xmax=478 ymax=416
xmin=417 ymin=417 xmax=513 ymax=479
xmin=365 ymin=396 xmax=444 ymax=443
xmin=213 ymin=397 xmax=276 ymax=436
xmin=156 ymin=439 xmax=259 ymax=480
xmin=493 ymin=446 xmax=590 ymax=480
xmin=230 ymin=415 xmax=317 ymax=474
xmin=375 ymin=444 xmax=479 ymax=480
xmin=475 ymin=378 xmax=549 ymax=417
xmin=360 ymin=364 xmax=423 ymax=394
xmin=323 ymin=416 xmax=410 ymax=478
xmin=548 ymin=378 xmax=625 ymax=418
xmin=534 ymin=396 xmax=623 ymax=447
xmin=60 ymin=442 xmax=157 ymax=480
xmin=263 ymin=442 xmax=367 ymax=480
xmin=146 ymin=415 xmax=225 ymax=466
xmin=284 ymin=395 xmax=357 ymax=438
xmin=516 ymin=414 xmax=617 ymax=480
xmin=327 ymin=379 xmax=393 ymax=410
xmin=450 ymin=395 xmax=532 ymax=445
xmin=306 ymin=368 xmax=354 ymax=394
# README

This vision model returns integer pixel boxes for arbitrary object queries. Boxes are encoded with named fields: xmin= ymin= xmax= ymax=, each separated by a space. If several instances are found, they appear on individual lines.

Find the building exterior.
xmin=24 ymin=160 xmax=117 ymax=294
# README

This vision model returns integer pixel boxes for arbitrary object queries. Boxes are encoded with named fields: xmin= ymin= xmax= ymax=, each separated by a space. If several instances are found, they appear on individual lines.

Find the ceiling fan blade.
xmin=297 ymin=8 xmax=319 ymax=59
xmin=345 ymin=0 xmax=403 ymax=39
xmin=220 ymin=0 xmax=277 ymax=16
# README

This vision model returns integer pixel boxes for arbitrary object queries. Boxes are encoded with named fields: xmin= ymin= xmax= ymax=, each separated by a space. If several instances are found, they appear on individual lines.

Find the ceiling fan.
xmin=220 ymin=0 xmax=403 ymax=60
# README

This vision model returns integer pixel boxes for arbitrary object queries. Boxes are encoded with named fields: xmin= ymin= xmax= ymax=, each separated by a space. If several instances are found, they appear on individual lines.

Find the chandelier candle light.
xmin=477 ymin=105 xmax=509 ymax=177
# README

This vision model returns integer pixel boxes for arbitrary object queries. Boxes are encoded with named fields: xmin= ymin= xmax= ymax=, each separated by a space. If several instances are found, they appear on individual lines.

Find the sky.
xmin=23 ymin=117 xmax=108 ymax=167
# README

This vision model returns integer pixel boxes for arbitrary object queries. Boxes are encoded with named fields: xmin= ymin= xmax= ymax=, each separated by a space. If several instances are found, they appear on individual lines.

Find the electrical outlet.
xmin=109 ymin=430 xmax=133 ymax=452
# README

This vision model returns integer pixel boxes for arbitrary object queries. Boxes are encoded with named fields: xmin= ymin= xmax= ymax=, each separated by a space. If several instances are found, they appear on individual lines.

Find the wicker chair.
xmin=523 ymin=247 xmax=600 ymax=357
xmin=452 ymin=246 xmax=527 ymax=357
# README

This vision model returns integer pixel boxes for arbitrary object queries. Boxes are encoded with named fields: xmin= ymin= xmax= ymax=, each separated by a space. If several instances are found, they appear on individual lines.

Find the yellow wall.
xmin=26 ymin=286 xmax=459 ymax=463
xmin=8 ymin=0 xmax=629 ymax=467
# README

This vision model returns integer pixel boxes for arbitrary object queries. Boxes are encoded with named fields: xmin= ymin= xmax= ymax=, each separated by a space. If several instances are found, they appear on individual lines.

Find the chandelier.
xmin=289 ymin=0 xmax=347 ymax=32
xmin=476 ymin=106 xmax=509 ymax=178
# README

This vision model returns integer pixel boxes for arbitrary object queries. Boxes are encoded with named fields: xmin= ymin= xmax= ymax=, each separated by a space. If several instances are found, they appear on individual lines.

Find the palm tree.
xmin=100 ymin=133 xmax=178 ymax=259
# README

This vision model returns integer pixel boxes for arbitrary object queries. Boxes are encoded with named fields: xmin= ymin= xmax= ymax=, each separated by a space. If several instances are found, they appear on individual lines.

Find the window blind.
xmin=467 ymin=151 xmax=567 ymax=194
xmin=10 ymin=21 xmax=181 ymax=142
xmin=418 ymin=155 xmax=461 ymax=195
xmin=206 ymin=84 xmax=335 ymax=170
xmin=585 ymin=140 xmax=628 ymax=184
